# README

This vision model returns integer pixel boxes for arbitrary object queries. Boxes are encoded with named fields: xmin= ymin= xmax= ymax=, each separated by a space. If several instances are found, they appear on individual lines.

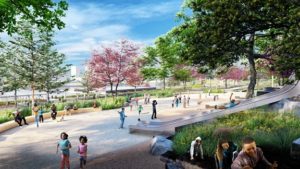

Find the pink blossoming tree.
xmin=88 ymin=39 xmax=141 ymax=97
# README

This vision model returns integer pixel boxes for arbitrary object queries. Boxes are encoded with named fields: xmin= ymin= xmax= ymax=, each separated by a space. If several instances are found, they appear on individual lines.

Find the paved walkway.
xmin=0 ymin=94 xmax=213 ymax=169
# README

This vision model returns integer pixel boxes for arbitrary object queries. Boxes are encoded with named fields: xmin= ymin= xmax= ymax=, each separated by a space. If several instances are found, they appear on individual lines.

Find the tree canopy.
xmin=170 ymin=0 xmax=300 ymax=98
xmin=0 ymin=0 xmax=68 ymax=34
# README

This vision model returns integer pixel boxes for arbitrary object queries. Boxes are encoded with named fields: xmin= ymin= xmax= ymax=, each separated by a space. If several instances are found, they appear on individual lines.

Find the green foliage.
xmin=203 ymin=88 xmax=224 ymax=93
xmin=170 ymin=0 xmax=300 ymax=97
xmin=100 ymin=97 xmax=125 ymax=110
xmin=0 ymin=0 xmax=68 ymax=34
xmin=173 ymin=110 xmax=300 ymax=157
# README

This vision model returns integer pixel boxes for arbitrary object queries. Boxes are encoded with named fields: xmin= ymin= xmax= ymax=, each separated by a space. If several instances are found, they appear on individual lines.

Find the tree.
xmin=36 ymin=38 xmax=70 ymax=102
xmin=1 ymin=46 xmax=27 ymax=107
xmin=173 ymin=65 xmax=193 ymax=89
xmin=172 ymin=0 xmax=299 ymax=98
xmin=81 ymin=70 xmax=94 ymax=94
xmin=89 ymin=39 xmax=141 ymax=97
xmin=0 ymin=0 xmax=68 ymax=35
xmin=219 ymin=66 xmax=248 ymax=88
xmin=127 ymin=69 xmax=144 ymax=94
xmin=4 ymin=21 xmax=68 ymax=106
xmin=141 ymin=34 xmax=183 ymax=89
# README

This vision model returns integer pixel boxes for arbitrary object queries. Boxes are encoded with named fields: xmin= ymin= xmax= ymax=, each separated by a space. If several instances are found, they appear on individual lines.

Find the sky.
xmin=55 ymin=0 xmax=183 ymax=67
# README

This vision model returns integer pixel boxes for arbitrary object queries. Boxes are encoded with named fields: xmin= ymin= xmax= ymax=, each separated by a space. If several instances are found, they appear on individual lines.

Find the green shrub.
xmin=191 ymin=84 xmax=202 ymax=88
xmin=203 ymin=88 xmax=224 ymax=93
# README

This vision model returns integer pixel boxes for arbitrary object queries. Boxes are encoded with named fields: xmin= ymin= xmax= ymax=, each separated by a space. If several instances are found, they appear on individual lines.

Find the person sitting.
xmin=13 ymin=110 xmax=28 ymax=126
xmin=73 ymin=104 xmax=78 ymax=110
xmin=215 ymin=139 xmax=237 ymax=169
xmin=231 ymin=137 xmax=278 ymax=169
xmin=190 ymin=136 xmax=204 ymax=161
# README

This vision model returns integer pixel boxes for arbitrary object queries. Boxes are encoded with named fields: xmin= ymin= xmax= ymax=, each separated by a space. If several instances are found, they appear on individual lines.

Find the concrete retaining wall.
xmin=0 ymin=107 xmax=102 ymax=133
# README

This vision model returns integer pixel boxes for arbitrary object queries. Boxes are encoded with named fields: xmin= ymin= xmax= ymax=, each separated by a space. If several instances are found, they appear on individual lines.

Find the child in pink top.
xmin=77 ymin=136 xmax=88 ymax=169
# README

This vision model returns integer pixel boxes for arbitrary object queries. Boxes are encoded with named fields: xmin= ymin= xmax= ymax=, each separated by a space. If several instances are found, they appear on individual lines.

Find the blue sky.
xmin=55 ymin=0 xmax=183 ymax=67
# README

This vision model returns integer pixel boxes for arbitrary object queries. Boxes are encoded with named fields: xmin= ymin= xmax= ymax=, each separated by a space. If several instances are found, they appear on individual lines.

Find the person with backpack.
xmin=215 ymin=139 xmax=237 ymax=169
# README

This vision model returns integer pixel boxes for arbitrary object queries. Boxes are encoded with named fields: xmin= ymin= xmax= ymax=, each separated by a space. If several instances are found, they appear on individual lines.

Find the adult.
xmin=147 ymin=94 xmax=151 ymax=104
xmin=32 ymin=103 xmax=40 ymax=127
xmin=179 ymin=94 xmax=182 ymax=103
xmin=187 ymin=96 xmax=190 ymax=106
xmin=190 ymin=137 xmax=204 ymax=161
xmin=151 ymin=100 xmax=158 ymax=119
xmin=118 ymin=107 xmax=126 ymax=129
xmin=175 ymin=96 xmax=179 ymax=108
xmin=231 ymin=137 xmax=278 ymax=169
xmin=13 ymin=109 xmax=28 ymax=126
xmin=183 ymin=95 xmax=187 ymax=108
xmin=144 ymin=93 xmax=147 ymax=104
xmin=215 ymin=139 xmax=237 ymax=169
xmin=51 ymin=104 xmax=57 ymax=120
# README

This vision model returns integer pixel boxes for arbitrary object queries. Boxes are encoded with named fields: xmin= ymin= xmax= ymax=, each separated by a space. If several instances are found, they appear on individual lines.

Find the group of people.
xmin=144 ymin=93 xmax=151 ymax=104
xmin=117 ymin=99 xmax=158 ymax=128
xmin=189 ymin=136 xmax=278 ymax=169
xmin=14 ymin=102 xmax=69 ymax=127
xmin=56 ymin=132 xmax=88 ymax=169
xmin=172 ymin=94 xmax=191 ymax=108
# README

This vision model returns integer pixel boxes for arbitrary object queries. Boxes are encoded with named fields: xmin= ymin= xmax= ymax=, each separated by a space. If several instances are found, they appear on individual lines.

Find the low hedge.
xmin=0 ymin=97 xmax=126 ymax=124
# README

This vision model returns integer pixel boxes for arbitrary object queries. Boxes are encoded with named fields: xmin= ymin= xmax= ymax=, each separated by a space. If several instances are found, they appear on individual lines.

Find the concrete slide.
xmin=129 ymin=81 xmax=300 ymax=135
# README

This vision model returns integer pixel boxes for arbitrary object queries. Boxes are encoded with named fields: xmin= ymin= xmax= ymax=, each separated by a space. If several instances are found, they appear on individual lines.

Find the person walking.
xmin=57 ymin=132 xmax=72 ymax=169
xmin=187 ymin=96 xmax=190 ymax=106
xmin=138 ymin=105 xmax=143 ymax=121
xmin=77 ymin=136 xmax=88 ymax=169
xmin=38 ymin=106 xmax=44 ymax=123
xmin=175 ymin=96 xmax=179 ymax=108
xmin=51 ymin=104 xmax=57 ymax=120
xmin=118 ymin=107 xmax=126 ymax=128
xmin=179 ymin=94 xmax=182 ymax=103
xmin=151 ymin=100 xmax=158 ymax=119
xmin=32 ymin=103 xmax=39 ymax=127
xmin=183 ymin=95 xmax=187 ymax=108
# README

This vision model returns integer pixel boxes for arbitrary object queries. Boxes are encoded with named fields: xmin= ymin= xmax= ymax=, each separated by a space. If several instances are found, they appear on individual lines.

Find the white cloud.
xmin=54 ymin=0 xmax=181 ymax=64
xmin=82 ymin=25 xmax=130 ymax=39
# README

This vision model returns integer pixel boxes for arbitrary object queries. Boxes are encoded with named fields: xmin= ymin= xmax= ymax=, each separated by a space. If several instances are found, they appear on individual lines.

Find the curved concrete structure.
xmin=129 ymin=81 xmax=300 ymax=135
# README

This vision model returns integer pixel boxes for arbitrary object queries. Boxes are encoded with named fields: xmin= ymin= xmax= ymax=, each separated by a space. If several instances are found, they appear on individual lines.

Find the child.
xmin=57 ymin=132 xmax=72 ymax=169
xmin=38 ymin=106 xmax=44 ymax=123
xmin=138 ymin=105 xmax=143 ymax=121
xmin=118 ymin=107 xmax=126 ymax=129
xmin=77 ymin=136 xmax=88 ymax=169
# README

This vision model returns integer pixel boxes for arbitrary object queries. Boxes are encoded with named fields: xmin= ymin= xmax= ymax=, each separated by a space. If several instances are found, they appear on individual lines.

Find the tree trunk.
xmin=115 ymin=83 xmax=119 ymax=98
xmin=183 ymin=81 xmax=186 ymax=90
xmin=31 ymin=85 xmax=35 ymax=115
xmin=14 ymin=89 xmax=17 ymax=108
xmin=224 ymin=79 xmax=228 ymax=89
xmin=47 ymin=91 xmax=50 ymax=103
xmin=163 ymin=77 xmax=166 ymax=90
xmin=246 ymin=34 xmax=256 ymax=98
xmin=110 ymin=83 xmax=114 ymax=98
